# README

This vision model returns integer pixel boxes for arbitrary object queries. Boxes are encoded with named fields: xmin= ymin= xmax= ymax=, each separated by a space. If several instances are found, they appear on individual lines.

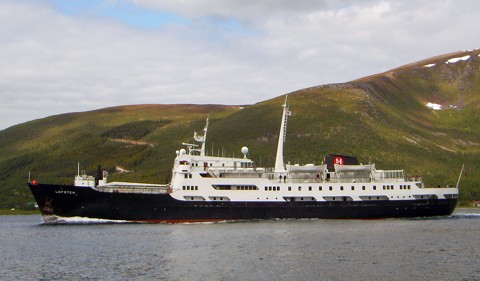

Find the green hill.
xmin=1 ymin=50 xmax=479 ymax=209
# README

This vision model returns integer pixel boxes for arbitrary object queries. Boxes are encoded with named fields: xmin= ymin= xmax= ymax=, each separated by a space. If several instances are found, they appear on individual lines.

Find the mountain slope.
xmin=1 ymin=50 xmax=479 ymax=208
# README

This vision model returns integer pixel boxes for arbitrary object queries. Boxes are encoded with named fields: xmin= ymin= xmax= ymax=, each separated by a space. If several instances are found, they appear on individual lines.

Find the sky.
xmin=0 ymin=0 xmax=479 ymax=130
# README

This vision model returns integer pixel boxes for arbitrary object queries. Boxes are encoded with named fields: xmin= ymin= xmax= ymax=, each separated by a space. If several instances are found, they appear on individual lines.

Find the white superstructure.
xmin=169 ymin=97 xmax=460 ymax=203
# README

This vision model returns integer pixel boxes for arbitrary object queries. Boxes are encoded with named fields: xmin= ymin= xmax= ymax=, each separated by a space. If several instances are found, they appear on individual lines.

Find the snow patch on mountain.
xmin=445 ymin=55 xmax=470 ymax=64
xmin=424 ymin=63 xmax=436 ymax=68
xmin=426 ymin=102 xmax=442 ymax=110
xmin=426 ymin=102 xmax=459 ymax=110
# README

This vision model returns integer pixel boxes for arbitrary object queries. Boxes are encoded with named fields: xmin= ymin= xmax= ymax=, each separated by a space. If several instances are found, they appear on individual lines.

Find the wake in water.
xmin=39 ymin=208 xmax=480 ymax=225
xmin=40 ymin=215 xmax=240 ymax=225
xmin=408 ymin=209 xmax=480 ymax=221
xmin=41 ymin=215 xmax=133 ymax=225
xmin=450 ymin=212 xmax=480 ymax=219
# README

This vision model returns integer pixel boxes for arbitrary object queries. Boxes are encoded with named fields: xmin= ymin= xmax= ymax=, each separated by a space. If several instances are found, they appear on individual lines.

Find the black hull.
xmin=28 ymin=183 xmax=458 ymax=223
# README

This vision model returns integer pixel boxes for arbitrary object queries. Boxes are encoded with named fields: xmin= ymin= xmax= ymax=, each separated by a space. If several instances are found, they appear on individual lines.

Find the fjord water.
xmin=1 ymin=209 xmax=479 ymax=281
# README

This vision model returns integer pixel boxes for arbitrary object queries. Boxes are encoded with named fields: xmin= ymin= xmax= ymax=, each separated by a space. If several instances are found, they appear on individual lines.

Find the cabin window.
xmin=373 ymin=185 xmax=377 ymax=190
xmin=265 ymin=187 xmax=268 ymax=191
xmin=288 ymin=186 xmax=291 ymax=191
xmin=329 ymin=186 xmax=332 ymax=191
xmin=362 ymin=186 xmax=365 ymax=190
xmin=351 ymin=186 xmax=354 ymax=191
xmin=319 ymin=186 xmax=322 ymax=191
xmin=340 ymin=186 xmax=344 ymax=191
xmin=298 ymin=186 xmax=302 ymax=191
xmin=309 ymin=186 xmax=312 ymax=191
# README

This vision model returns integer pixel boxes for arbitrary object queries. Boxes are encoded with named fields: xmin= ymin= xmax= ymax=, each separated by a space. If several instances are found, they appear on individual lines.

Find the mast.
xmin=275 ymin=95 xmax=290 ymax=173
xmin=194 ymin=117 xmax=209 ymax=156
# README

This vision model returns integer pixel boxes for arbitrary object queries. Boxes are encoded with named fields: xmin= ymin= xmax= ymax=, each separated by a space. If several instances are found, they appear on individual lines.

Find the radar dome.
xmin=241 ymin=146 xmax=249 ymax=158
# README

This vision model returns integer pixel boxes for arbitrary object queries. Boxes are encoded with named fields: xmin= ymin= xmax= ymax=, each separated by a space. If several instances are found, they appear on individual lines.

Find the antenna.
xmin=456 ymin=164 xmax=465 ymax=188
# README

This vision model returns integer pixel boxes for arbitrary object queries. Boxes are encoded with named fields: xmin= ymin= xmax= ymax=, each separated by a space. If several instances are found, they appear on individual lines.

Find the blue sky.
xmin=52 ymin=0 xmax=189 ymax=29
xmin=1 ymin=0 xmax=479 ymax=130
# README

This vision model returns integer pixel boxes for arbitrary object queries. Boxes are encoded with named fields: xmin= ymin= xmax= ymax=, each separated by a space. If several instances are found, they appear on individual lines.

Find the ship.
xmin=28 ymin=96 xmax=462 ymax=223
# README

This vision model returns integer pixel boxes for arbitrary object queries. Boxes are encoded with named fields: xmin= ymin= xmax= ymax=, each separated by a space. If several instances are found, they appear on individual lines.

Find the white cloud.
xmin=0 ymin=0 xmax=479 ymax=130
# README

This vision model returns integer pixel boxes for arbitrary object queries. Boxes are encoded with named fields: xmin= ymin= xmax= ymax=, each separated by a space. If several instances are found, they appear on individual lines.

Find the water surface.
xmin=1 ymin=209 xmax=479 ymax=280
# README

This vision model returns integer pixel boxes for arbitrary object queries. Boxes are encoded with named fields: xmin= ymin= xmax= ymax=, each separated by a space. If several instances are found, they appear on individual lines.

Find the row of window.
xmin=184 ymin=195 xmax=428 ymax=201
xmin=184 ymin=184 xmax=413 ymax=192
xmin=289 ymin=185 xmax=370 ymax=191
xmin=270 ymin=184 xmax=413 ymax=192
xmin=382 ymin=185 xmax=411 ymax=190
xmin=237 ymin=186 xmax=257 ymax=190
xmin=212 ymin=185 xmax=258 ymax=190
xmin=182 ymin=185 xmax=198 ymax=190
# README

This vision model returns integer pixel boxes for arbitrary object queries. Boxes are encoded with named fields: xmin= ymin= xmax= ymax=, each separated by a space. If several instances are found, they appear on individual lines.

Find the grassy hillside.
xmin=1 ymin=50 xmax=479 ymax=208
xmin=0 ymin=104 xmax=240 ymax=208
